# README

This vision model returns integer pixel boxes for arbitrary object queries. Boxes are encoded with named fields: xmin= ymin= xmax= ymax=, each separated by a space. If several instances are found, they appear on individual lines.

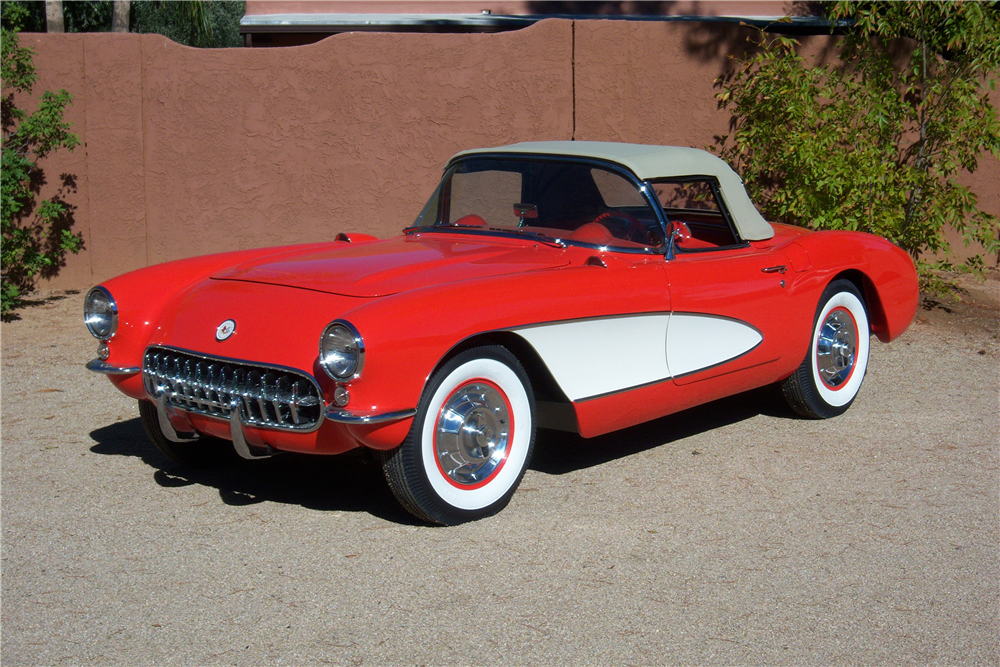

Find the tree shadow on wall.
xmin=38 ymin=173 xmax=82 ymax=278
xmin=681 ymin=0 xmax=861 ymax=81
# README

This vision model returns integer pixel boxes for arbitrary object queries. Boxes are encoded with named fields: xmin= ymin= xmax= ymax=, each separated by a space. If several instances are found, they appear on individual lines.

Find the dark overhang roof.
xmin=239 ymin=13 xmax=849 ymax=37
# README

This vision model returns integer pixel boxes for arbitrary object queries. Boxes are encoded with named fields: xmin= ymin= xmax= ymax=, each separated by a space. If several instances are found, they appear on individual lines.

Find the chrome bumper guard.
xmin=152 ymin=387 xmax=276 ymax=460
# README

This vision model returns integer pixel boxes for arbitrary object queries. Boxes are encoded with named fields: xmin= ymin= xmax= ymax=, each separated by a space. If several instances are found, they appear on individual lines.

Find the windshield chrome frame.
xmin=407 ymin=153 xmax=670 ymax=256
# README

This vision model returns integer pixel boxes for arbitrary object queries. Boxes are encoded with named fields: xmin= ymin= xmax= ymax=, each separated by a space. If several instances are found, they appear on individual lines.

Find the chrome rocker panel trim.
xmin=325 ymin=407 xmax=417 ymax=425
xmin=86 ymin=359 xmax=141 ymax=375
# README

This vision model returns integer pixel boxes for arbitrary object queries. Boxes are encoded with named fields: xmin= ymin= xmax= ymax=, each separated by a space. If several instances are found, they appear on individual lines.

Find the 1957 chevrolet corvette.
xmin=84 ymin=141 xmax=918 ymax=524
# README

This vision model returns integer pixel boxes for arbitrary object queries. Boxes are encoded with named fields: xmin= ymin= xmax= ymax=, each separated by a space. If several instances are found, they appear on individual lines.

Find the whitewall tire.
xmin=782 ymin=280 xmax=870 ymax=419
xmin=381 ymin=345 xmax=536 ymax=525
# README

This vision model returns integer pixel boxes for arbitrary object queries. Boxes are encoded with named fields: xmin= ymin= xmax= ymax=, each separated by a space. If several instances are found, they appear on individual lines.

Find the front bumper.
xmin=86 ymin=359 xmax=140 ymax=375
xmin=87 ymin=357 xmax=416 ymax=456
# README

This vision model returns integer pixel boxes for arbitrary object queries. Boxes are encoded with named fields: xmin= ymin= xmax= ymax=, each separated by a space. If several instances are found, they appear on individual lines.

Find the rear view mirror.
xmin=513 ymin=203 xmax=538 ymax=226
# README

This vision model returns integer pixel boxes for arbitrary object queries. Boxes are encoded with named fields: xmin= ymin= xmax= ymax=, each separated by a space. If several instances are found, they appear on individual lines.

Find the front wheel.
xmin=781 ymin=279 xmax=871 ymax=419
xmin=380 ymin=345 xmax=536 ymax=525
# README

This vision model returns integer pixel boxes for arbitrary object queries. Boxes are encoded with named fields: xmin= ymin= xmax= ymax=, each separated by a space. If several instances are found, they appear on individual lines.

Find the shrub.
xmin=715 ymin=1 xmax=1000 ymax=279
xmin=1 ymin=3 xmax=82 ymax=314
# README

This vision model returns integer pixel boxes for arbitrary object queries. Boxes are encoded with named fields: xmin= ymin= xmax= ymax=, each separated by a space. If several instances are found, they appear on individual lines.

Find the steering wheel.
xmin=592 ymin=212 xmax=648 ymax=244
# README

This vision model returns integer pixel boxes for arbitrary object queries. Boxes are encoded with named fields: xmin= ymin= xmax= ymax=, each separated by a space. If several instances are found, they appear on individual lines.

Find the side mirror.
xmin=513 ymin=203 xmax=538 ymax=227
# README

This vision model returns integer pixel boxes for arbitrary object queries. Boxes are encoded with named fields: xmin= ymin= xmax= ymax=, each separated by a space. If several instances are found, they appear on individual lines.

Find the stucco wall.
xmin=22 ymin=20 xmax=574 ymax=288
xmin=17 ymin=19 xmax=999 ymax=290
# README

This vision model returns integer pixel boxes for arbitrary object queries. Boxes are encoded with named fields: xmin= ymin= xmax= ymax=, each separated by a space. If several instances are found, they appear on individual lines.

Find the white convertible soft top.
xmin=452 ymin=141 xmax=775 ymax=241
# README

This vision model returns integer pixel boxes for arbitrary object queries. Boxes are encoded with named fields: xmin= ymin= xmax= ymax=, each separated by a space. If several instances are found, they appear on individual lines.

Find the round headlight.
xmin=84 ymin=286 xmax=118 ymax=340
xmin=319 ymin=321 xmax=364 ymax=381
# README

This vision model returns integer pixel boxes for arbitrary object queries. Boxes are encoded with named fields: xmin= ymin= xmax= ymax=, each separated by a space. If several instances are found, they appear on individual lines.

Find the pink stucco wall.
xmin=17 ymin=19 xmax=999 ymax=291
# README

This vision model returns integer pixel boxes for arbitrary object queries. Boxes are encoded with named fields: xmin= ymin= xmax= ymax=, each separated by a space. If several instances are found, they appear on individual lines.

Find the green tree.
xmin=132 ymin=1 xmax=245 ymax=49
xmin=1 ymin=2 xmax=82 ymax=314
xmin=0 ymin=1 xmax=244 ymax=48
xmin=715 ymin=1 xmax=1000 ymax=281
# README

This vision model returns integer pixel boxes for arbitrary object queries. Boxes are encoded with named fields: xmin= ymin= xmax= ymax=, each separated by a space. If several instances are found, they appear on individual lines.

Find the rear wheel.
xmin=138 ymin=400 xmax=231 ymax=466
xmin=380 ymin=345 xmax=536 ymax=525
xmin=782 ymin=279 xmax=870 ymax=419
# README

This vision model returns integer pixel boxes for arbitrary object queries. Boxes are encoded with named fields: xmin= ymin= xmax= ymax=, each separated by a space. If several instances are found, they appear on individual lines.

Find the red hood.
xmin=211 ymin=234 xmax=571 ymax=297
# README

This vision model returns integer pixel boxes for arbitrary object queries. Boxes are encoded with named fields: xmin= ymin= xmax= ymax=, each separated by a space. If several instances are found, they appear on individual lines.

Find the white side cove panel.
xmin=513 ymin=315 xmax=671 ymax=401
xmin=665 ymin=314 xmax=762 ymax=377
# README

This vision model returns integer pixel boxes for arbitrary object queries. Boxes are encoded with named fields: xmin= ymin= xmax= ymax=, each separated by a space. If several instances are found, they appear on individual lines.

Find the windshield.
xmin=412 ymin=157 xmax=665 ymax=250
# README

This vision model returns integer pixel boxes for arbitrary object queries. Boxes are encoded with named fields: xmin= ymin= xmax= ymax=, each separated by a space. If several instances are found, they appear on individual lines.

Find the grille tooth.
xmin=288 ymin=382 xmax=301 ymax=424
xmin=142 ymin=347 xmax=322 ymax=431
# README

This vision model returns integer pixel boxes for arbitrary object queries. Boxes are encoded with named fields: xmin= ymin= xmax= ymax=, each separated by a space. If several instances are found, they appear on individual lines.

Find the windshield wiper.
xmin=494 ymin=227 xmax=567 ymax=248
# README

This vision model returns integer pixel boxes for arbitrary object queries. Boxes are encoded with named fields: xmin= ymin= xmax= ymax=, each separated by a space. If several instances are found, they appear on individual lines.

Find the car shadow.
xmin=88 ymin=418 xmax=421 ymax=525
xmin=531 ymin=383 xmax=797 ymax=475
xmin=89 ymin=384 xmax=796 ymax=523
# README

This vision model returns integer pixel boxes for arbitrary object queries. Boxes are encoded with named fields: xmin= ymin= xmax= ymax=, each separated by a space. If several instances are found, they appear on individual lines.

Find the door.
xmin=664 ymin=246 xmax=792 ymax=385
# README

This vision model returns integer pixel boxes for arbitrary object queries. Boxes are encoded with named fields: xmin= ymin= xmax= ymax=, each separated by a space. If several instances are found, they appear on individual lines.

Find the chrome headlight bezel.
xmin=319 ymin=320 xmax=365 ymax=381
xmin=84 ymin=286 xmax=118 ymax=340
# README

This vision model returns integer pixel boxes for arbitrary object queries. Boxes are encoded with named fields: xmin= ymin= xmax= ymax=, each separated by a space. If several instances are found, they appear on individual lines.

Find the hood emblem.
xmin=216 ymin=319 xmax=236 ymax=341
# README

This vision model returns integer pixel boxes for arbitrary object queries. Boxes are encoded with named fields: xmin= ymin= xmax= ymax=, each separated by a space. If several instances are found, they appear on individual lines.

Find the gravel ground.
xmin=2 ymin=284 xmax=998 ymax=666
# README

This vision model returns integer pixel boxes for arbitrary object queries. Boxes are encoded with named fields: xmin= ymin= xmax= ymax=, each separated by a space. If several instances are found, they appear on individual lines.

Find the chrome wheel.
xmin=816 ymin=307 xmax=858 ymax=388
xmin=435 ymin=381 xmax=511 ymax=486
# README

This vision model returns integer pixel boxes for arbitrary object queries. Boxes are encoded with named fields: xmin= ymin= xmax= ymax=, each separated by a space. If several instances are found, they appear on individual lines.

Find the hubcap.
xmin=435 ymin=382 xmax=511 ymax=486
xmin=816 ymin=307 xmax=858 ymax=389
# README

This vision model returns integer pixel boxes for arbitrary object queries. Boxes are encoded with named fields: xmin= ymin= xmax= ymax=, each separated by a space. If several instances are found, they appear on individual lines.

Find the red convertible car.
xmin=84 ymin=141 xmax=918 ymax=524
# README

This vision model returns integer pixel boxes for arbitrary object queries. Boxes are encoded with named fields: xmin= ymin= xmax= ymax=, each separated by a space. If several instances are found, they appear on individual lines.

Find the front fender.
xmin=95 ymin=243 xmax=332 ymax=398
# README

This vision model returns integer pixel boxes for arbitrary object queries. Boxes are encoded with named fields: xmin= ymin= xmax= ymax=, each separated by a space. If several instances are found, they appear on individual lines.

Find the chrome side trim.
xmin=574 ymin=376 xmax=673 ymax=403
xmin=506 ymin=310 xmax=672 ymax=332
xmin=86 ymin=359 xmax=141 ymax=375
xmin=325 ymin=407 xmax=417 ymax=425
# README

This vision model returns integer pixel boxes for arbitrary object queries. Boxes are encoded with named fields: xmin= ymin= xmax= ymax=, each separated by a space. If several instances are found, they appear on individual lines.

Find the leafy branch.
xmin=2 ymin=3 xmax=83 ymax=315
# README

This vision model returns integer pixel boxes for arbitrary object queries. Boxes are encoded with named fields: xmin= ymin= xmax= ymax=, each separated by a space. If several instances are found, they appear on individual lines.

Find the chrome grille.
xmin=142 ymin=347 xmax=323 ymax=431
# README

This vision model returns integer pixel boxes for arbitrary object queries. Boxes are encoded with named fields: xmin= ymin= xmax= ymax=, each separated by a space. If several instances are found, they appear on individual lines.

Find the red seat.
xmin=452 ymin=214 xmax=488 ymax=227
xmin=568 ymin=222 xmax=614 ymax=244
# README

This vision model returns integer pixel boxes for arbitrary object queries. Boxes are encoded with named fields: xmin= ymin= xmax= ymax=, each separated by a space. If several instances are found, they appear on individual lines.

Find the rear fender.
xmin=789 ymin=231 xmax=917 ymax=342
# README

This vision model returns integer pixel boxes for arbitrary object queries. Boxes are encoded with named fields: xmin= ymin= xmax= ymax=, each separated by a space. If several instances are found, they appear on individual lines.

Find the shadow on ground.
xmin=88 ymin=383 xmax=795 ymax=523
xmin=532 ymin=383 xmax=795 ymax=474
xmin=88 ymin=417 xmax=420 ymax=525
xmin=1 ymin=290 xmax=80 ymax=322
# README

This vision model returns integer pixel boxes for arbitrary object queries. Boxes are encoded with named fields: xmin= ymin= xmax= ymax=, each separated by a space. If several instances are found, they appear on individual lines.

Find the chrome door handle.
xmin=762 ymin=265 xmax=787 ymax=274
